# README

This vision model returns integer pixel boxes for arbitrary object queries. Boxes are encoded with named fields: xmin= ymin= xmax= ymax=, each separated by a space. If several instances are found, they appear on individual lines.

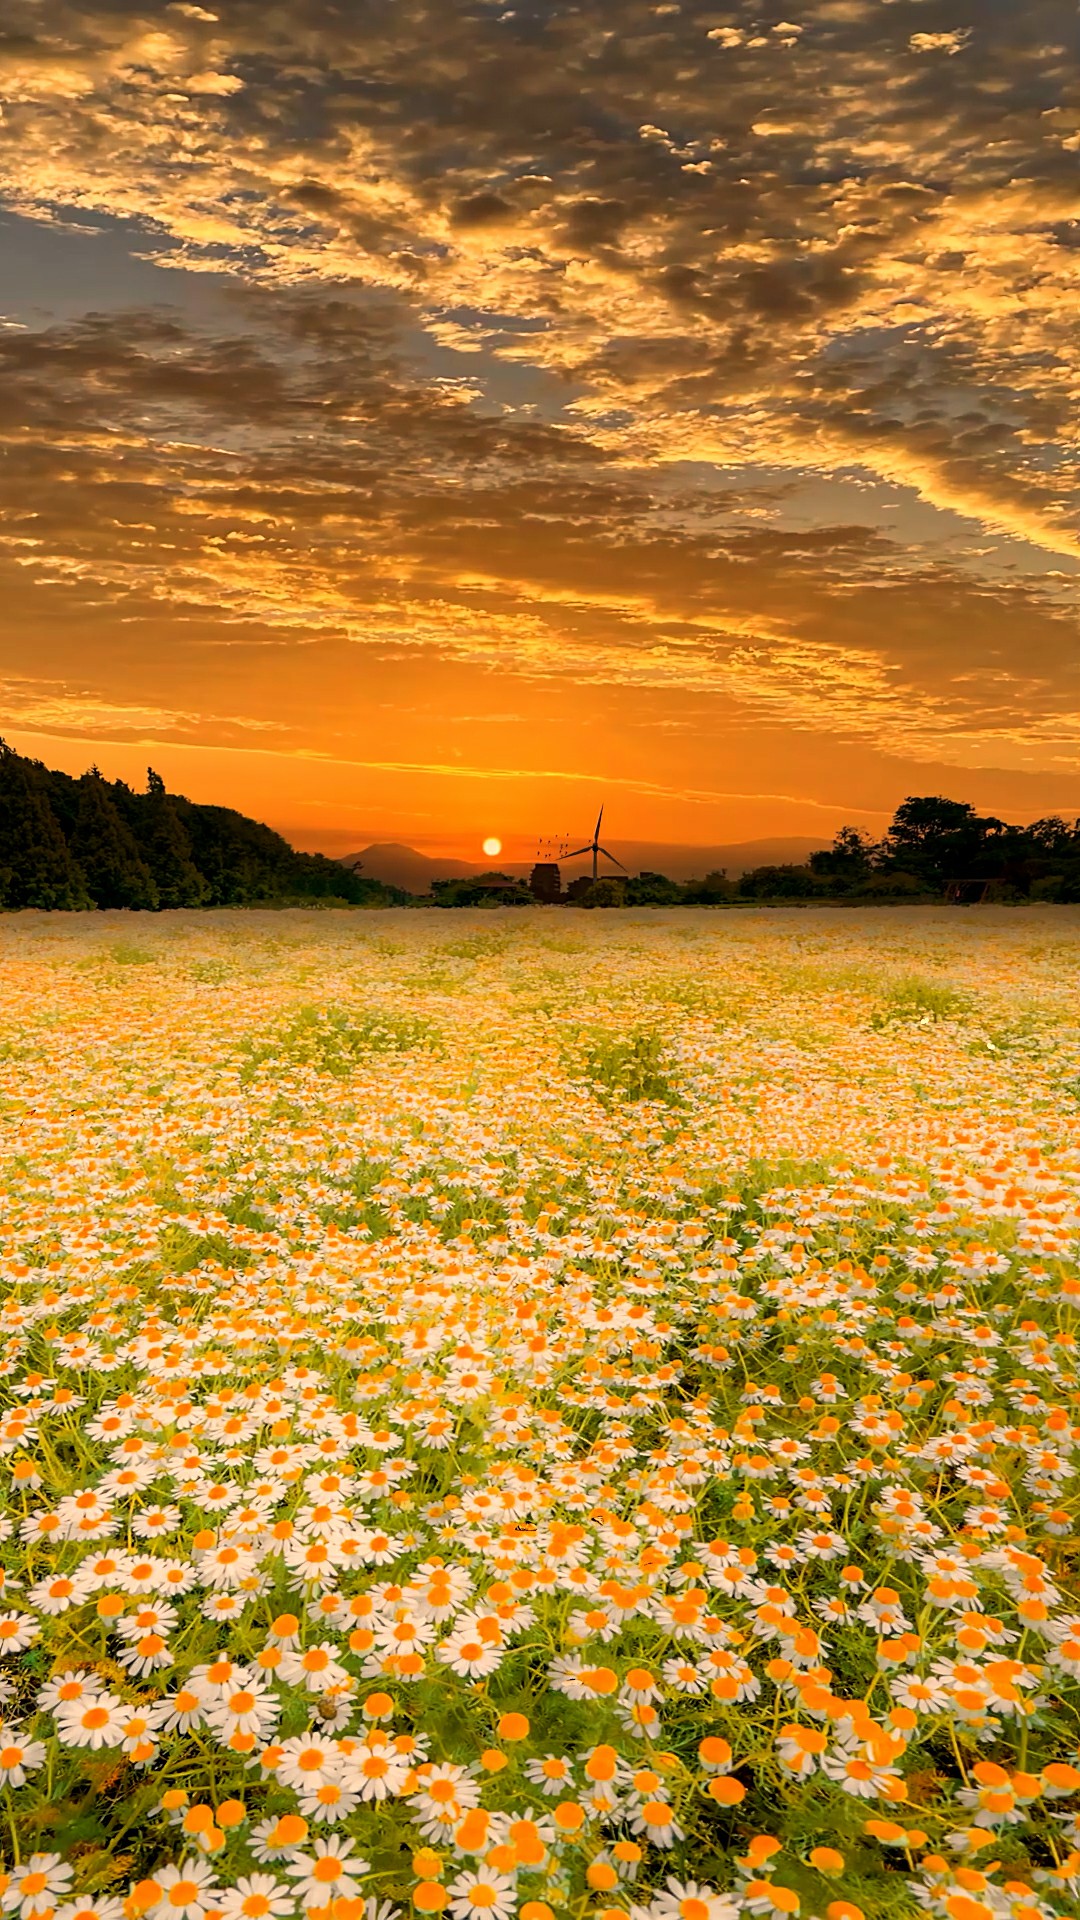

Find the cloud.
xmin=0 ymin=676 xmax=285 ymax=739
xmin=0 ymin=0 xmax=1077 ymax=794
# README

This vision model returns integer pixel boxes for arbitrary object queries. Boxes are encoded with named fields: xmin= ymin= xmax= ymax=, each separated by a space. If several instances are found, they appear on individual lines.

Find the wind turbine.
xmin=564 ymin=805 xmax=627 ymax=883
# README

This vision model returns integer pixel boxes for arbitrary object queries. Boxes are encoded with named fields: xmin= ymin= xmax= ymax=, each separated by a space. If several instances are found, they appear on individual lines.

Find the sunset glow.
xmin=0 ymin=3 xmax=1077 ymax=855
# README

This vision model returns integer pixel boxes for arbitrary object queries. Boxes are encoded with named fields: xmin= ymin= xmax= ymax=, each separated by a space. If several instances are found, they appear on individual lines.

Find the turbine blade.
xmin=563 ymin=844 xmax=592 ymax=858
xmin=598 ymin=848 xmax=627 ymax=870
xmin=595 ymin=804 xmax=604 ymax=840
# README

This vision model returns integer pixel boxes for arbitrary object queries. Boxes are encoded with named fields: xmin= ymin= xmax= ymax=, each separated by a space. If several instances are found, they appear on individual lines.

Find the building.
xmin=529 ymin=862 xmax=562 ymax=903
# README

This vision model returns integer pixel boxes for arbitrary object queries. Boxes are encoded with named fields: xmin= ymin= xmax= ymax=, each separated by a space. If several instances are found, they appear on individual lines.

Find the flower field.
xmin=1 ymin=905 xmax=1080 ymax=1920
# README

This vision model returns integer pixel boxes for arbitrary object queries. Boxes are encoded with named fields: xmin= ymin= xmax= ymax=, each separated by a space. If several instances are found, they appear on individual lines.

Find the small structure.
xmin=529 ymin=862 xmax=562 ymax=903
xmin=945 ymin=878 xmax=991 ymax=904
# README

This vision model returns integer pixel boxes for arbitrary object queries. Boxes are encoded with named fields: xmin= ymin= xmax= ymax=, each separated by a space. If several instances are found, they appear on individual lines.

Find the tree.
xmin=586 ymin=876 xmax=627 ymax=908
xmin=888 ymin=796 xmax=979 ymax=850
xmin=431 ymin=874 xmax=533 ymax=906
xmin=140 ymin=768 xmax=208 ymax=907
xmin=683 ymin=869 xmax=736 ymax=904
xmin=810 ymin=826 xmax=877 ymax=886
xmin=883 ymin=796 xmax=985 ymax=889
xmin=0 ymin=741 xmax=89 ymax=909
xmin=625 ymin=870 xmax=681 ymax=906
xmin=739 ymin=864 xmax=820 ymax=899
xmin=1027 ymin=816 xmax=1080 ymax=854
xmin=70 ymin=771 xmax=159 ymax=909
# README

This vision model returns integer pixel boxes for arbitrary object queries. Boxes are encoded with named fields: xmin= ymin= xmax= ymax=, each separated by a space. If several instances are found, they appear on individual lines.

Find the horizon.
xmin=2 ymin=729 xmax=1076 ymax=865
xmin=2 ymin=4 xmax=1079 ymax=850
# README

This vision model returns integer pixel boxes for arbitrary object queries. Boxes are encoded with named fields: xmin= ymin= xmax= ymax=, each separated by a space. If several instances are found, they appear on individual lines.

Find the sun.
xmin=482 ymin=836 xmax=502 ymax=858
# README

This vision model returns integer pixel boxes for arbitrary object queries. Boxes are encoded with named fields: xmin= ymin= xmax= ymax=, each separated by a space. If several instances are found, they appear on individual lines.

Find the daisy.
xmin=338 ymin=1744 xmax=411 ymax=1803
xmin=3 ymin=1854 xmax=74 ymax=1918
xmin=201 ymin=1592 xmax=249 ymax=1624
xmin=0 ymin=1726 xmax=46 ymax=1787
xmin=266 ymin=1613 xmax=303 ymax=1648
xmin=157 ymin=1686 xmax=207 ymax=1735
xmin=116 ymin=1707 xmax=160 ymax=1763
xmin=445 ymin=1870 xmax=516 ymax=1919
xmin=79 ymin=1552 xmax=131 ymax=1591
xmin=55 ymin=1692 xmax=127 ymax=1751
xmin=190 ymin=1656 xmax=255 ymax=1703
xmin=278 ymin=1645 xmax=350 ymax=1693
xmin=295 ymin=1779 xmax=362 ymax=1825
xmin=0 ymin=1611 xmax=39 ymax=1653
xmin=156 ymin=1560 xmax=198 ymax=1596
xmin=501 ymin=1811 xmax=554 ymax=1871
xmin=627 ymin=1800 xmax=684 ymax=1848
xmin=820 ymin=1747 xmax=894 ymax=1799
xmin=27 ymin=1572 xmax=87 ymax=1615
xmin=146 ymin=1860 xmax=221 ymax=1920
xmin=412 ymin=1760 xmax=482 ymax=1813
xmin=740 ymin=1879 xmax=801 ymax=1917
xmin=651 ymin=1881 xmax=739 ymax=1920
xmin=204 ymin=1679 xmax=280 ymax=1742
xmin=36 ymin=1668 xmax=100 ymax=1713
xmin=890 ymin=1674 xmax=949 ymax=1714
xmin=217 ymin=1878 xmax=296 ymax=1920
xmin=249 ymin=1815 xmax=311 ymax=1864
xmin=277 ymin=1735 xmax=344 ymax=1793
xmin=117 ymin=1599 xmax=178 ymax=1639
xmin=132 ymin=1506 xmax=183 ymax=1540
xmin=56 ymin=1901 xmax=126 ymax=1920
xmin=524 ymin=1753 xmax=575 ymax=1796
xmin=286 ymin=1838 xmax=368 ymax=1906
xmin=662 ymin=1657 xmax=706 ymax=1694
xmin=116 ymin=1631 xmax=174 ymax=1677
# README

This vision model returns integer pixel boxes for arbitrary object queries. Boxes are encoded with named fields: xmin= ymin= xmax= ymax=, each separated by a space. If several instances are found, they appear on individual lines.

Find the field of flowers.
xmin=1 ymin=905 xmax=1079 ymax=1920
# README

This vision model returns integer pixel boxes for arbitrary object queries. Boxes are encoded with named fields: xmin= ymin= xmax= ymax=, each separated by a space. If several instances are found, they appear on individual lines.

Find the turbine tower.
xmin=564 ymin=805 xmax=627 ymax=883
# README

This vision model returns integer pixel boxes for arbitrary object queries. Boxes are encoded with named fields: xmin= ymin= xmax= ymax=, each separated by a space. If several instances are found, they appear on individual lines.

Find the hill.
xmin=340 ymin=843 xmax=478 ymax=893
xmin=0 ymin=740 xmax=407 ymax=911
xmin=341 ymin=835 xmax=829 ymax=892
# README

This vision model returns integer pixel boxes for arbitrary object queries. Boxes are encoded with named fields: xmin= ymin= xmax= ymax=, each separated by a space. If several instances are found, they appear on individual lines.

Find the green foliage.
xmin=431 ymin=875 xmax=535 ymax=907
xmin=0 ymin=743 xmax=90 ymax=909
xmin=618 ymin=871 xmax=676 ymax=906
xmin=738 ymin=863 xmax=822 ymax=900
xmin=70 ymin=771 xmax=159 ymax=909
xmin=682 ymin=869 xmax=736 ymax=904
xmin=566 ymin=1026 xmax=683 ymax=1105
xmin=137 ymin=769 xmax=208 ymax=906
xmin=241 ymin=1002 xmax=441 ymax=1079
xmin=0 ymin=741 xmax=407 ymax=913
xmin=871 ymin=974 xmax=973 ymax=1025
xmin=107 ymin=941 xmax=156 ymax=967
xmin=584 ymin=875 xmax=627 ymax=907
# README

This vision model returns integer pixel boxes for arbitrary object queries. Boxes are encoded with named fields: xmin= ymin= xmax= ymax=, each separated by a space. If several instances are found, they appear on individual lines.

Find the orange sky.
xmin=1 ymin=0 xmax=1078 ymax=858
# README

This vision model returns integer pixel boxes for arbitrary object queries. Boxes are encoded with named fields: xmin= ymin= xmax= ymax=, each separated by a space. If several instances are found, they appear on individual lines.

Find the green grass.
xmin=240 ymin=1002 xmax=441 ymax=1079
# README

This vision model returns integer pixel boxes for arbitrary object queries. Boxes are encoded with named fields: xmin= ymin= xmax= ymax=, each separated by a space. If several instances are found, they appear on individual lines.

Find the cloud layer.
xmin=1 ymin=0 xmax=1078 ymax=838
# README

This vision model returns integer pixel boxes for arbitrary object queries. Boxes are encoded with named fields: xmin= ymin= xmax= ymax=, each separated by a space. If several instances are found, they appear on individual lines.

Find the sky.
xmin=1 ymin=0 xmax=1078 ymax=861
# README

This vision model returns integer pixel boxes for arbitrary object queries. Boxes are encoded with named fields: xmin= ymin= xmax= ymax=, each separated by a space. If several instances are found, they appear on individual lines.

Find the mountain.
xmin=341 ymin=843 xmax=480 ymax=893
xmin=341 ymin=836 xmax=829 ymax=892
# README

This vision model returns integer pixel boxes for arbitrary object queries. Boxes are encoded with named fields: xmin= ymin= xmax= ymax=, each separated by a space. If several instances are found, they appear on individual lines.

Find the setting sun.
xmin=482 ymin=837 xmax=502 ymax=858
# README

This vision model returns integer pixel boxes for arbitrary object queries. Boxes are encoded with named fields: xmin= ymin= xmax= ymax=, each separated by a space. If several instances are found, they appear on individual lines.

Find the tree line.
xmin=0 ymin=741 xmax=404 ymax=910
xmin=3 ymin=745 xmax=1078 ymax=911
xmin=431 ymin=796 xmax=1080 ymax=907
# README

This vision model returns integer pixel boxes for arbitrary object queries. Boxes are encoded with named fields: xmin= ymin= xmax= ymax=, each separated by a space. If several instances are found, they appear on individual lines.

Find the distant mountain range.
xmin=340 ymin=837 xmax=829 ymax=893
